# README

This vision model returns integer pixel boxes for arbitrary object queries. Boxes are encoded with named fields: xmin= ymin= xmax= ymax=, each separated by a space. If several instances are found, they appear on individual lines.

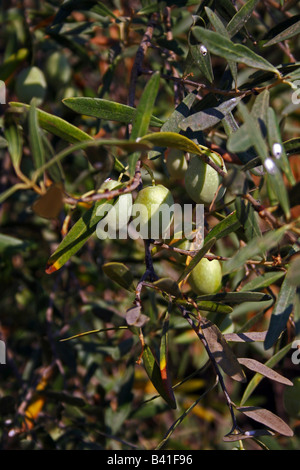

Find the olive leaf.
xmin=236 ymin=406 xmax=294 ymax=437
xmin=200 ymin=317 xmax=246 ymax=383
xmin=102 ymin=262 xmax=135 ymax=292
xmin=126 ymin=306 xmax=149 ymax=328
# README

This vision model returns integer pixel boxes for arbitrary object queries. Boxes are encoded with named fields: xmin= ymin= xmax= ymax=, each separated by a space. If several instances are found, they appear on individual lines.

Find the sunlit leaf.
xmin=46 ymin=199 xmax=114 ymax=273
xmin=28 ymin=99 xmax=45 ymax=172
xmin=142 ymin=345 xmax=177 ymax=409
xmin=191 ymin=27 xmax=280 ymax=76
xmin=240 ymin=271 xmax=285 ymax=292
xmin=63 ymin=97 xmax=163 ymax=127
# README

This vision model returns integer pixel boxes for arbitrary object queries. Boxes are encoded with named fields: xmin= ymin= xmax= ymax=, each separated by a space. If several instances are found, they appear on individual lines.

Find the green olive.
xmin=184 ymin=154 xmax=226 ymax=205
xmin=283 ymin=377 xmax=300 ymax=418
xmin=166 ymin=149 xmax=188 ymax=179
xmin=45 ymin=51 xmax=71 ymax=87
xmin=189 ymin=257 xmax=222 ymax=295
xmin=15 ymin=66 xmax=47 ymax=105
xmin=96 ymin=179 xmax=132 ymax=239
xmin=132 ymin=184 xmax=174 ymax=239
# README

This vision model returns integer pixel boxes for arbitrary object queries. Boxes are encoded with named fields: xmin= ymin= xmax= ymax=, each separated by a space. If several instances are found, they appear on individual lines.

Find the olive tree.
xmin=0 ymin=0 xmax=300 ymax=450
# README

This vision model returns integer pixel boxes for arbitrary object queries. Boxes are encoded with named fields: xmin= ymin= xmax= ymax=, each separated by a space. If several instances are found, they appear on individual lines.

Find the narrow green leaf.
xmin=4 ymin=113 xmax=23 ymax=171
xmin=223 ymin=226 xmax=286 ymax=274
xmin=264 ymin=275 xmax=296 ymax=350
xmin=286 ymin=257 xmax=300 ymax=286
xmin=102 ymin=262 xmax=135 ymax=292
xmin=142 ymin=344 xmax=177 ymax=409
xmin=188 ymin=17 xmax=214 ymax=83
xmin=191 ymin=27 xmax=280 ymax=76
xmin=160 ymin=313 xmax=177 ymax=409
xmin=226 ymin=0 xmax=260 ymax=38
xmin=129 ymin=72 xmax=160 ymax=176
xmin=52 ymin=0 xmax=118 ymax=25
xmin=197 ymin=301 xmax=232 ymax=314
xmin=177 ymin=237 xmax=216 ymax=284
xmin=265 ymin=168 xmax=291 ymax=220
xmin=205 ymin=7 xmax=237 ymax=84
xmin=240 ymin=271 xmax=285 ymax=292
xmin=284 ymin=138 xmax=300 ymax=157
xmin=138 ymin=131 xmax=214 ymax=162
xmin=263 ymin=18 xmax=300 ymax=47
xmin=205 ymin=211 xmax=241 ymax=244
xmin=235 ymin=198 xmax=262 ymax=244
xmin=227 ymin=91 xmax=269 ymax=154
xmin=63 ymin=97 xmax=163 ymax=127
xmin=267 ymin=107 xmax=295 ymax=186
xmin=10 ymin=102 xmax=92 ymax=143
xmin=237 ymin=102 xmax=269 ymax=161
xmin=46 ymin=199 xmax=114 ymax=273
xmin=130 ymin=72 xmax=161 ymax=142
xmin=196 ymin=292 xmax=272 ymax=303
xmin=28 ymin=99 xmax=45 ymax=172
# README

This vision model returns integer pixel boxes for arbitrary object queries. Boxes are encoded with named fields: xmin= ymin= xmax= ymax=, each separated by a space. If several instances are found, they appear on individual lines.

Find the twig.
xmin=64 ymin=160 xmax=142 ymax=205
xmin=128 ymin=15 xmax=157 ymax=108
xmin=179 ymin=305 xmax=239 ymax=433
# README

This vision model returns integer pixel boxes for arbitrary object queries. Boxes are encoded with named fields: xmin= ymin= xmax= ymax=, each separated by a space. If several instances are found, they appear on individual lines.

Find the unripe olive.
xmin=132 ymin=184 xmax=174 ymax=239
xmin=283 ymin=377 xmax=300 ymax=418
xmin=166 ymin=149 xmax=188 ymax=179
xmin=45 ymin=51 xmax=71 ymax=87
xmin=96 ymin=179 xmax=132 ymax=239
xmin=15 ymin=66 xmax=47 ymax=105
xmin=184 ymin=154 xmax=226 ymax=205
xmin=189 ymin=257 xmax=222 ymax=295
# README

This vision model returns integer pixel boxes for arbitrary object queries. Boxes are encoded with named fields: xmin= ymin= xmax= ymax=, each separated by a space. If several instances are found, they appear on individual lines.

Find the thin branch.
xmin=64 ymin=160 xmax=142 ymax=205
xmin=179 ymin=305 xmax=239 ymax=433
xmin=128 ymin=15 xmax=157 ymax=108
